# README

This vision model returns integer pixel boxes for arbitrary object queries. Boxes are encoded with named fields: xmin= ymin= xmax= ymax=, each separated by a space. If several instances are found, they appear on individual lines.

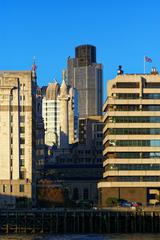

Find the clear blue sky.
xmin=1 ymin=0 xmax=160 ymax=100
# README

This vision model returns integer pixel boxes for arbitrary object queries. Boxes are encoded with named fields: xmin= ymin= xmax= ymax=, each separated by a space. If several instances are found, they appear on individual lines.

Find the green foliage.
xmin=105 ymin=197 xmax=119 ymax=207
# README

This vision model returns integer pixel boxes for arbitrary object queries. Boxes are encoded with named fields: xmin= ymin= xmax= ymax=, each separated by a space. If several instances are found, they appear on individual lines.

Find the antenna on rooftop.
xmin=31 ymin=56 xmax=37 ymax=81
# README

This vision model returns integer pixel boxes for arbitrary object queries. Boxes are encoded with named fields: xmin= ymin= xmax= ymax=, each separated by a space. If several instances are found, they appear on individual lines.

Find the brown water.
xmin=1 ymin=234 xmax=160 ymax=240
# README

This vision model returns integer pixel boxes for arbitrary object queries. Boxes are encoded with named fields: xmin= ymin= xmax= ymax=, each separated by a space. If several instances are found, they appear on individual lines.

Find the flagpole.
xmin=144 ymin=56 xmax=146 ymax=74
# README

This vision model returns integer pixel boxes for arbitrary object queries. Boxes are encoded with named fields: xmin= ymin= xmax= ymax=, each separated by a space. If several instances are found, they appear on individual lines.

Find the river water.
xmin=0 ymin=234 xmax=160 ymax=240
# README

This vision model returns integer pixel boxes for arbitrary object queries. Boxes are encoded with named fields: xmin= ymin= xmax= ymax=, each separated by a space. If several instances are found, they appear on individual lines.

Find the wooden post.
xmin=151 ymin=212 xmax=154 ymax=233
xmin=107 ymin=212 xmax=110 ymax=233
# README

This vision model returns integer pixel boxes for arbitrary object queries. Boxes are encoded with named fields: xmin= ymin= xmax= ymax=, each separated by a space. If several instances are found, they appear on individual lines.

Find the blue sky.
xmin=1 ymin=0 xmax=160 ymax=100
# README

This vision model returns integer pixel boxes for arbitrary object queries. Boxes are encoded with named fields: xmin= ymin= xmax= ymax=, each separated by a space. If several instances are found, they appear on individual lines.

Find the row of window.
xmin=11 ymin=127 xmax=25 ymax=134
xmin=108 ymin=140 xmax=160 ymax=147
xmin=113 ymin=82 xmax=139 ymax=88
xmin=112 ymin=93 xmax=160 ymax=99
xmin=106 ymin=176 xmax=160 ymax=182
xmin=106 ymin=164 xmax=160 ymax=171
xmin=143 ymin=94 xmax=160 ymax=99
xmin=107 ymin=116 xmax=160 ymax=123
xmin=112 ymin=93 xmax=139 ymax=99
xmin=108 ymin=105 xmax=160 ymax=111
xmin=58 ymin=158 xmax=102 ymax=164
xmin=112 ymin=82 xmax=160 ymax=89
xmin=106 ymin=152 xmax=160 ymax=159
xmin=108 ymin=105 xmax=139 ymax=111
xmin=10 ymin=116 xmax=25 ymax=124
xmin=106 ymin=128 xmax=160 ymax=135
xmin=2 ymin=184 xmax=24 ymax=193
xmin=94 ymin=124 xmax=103 ymax=131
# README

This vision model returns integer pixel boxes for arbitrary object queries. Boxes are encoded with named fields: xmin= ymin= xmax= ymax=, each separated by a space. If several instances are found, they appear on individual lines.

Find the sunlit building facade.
xmin=0 ymin=69 xmax=37 ymax=208
xmin=98 ymin=68 xmax=160 ymax=206
xmin=42 ymin=80 xmax=78 ymax=148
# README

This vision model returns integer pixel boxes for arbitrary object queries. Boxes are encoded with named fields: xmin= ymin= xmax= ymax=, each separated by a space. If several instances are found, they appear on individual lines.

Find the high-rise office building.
xmin=0 ymin=68 xmax=37 ymax=208
xmin=42 ymin=79 xmax=78 ymax=148
xmin=67 ymin=44 xmax=103 ymax=117
xmin=98 ymin=67 xmax=160 ymax=206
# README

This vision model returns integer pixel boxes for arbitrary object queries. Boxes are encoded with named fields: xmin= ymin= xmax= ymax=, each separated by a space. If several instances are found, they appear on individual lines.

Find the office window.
xmin=20 ymin=148 xmax=25 ymax=155
xmin=19 ymin=184 xmax=24 ymax=192
xmin=20 ymin=171 xmax=25 ymax=179
xmin=20 ymin=127 xmax=25 ymax=133
xmin=20 ymin=116 xmax=25 ymax=123
xmin=3 ymin=185 xmax=7 ymax=193
xmin=20 ymin=138 xmax=25 ymax=144
xmin=20 ymin=159 xmax=25 ymax=166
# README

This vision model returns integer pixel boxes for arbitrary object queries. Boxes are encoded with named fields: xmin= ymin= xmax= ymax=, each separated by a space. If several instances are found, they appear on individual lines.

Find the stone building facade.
xmin=0 ymin=70 xmax=37 ymax=208
xmin=42 ymin=79 xmax=78 ymax=148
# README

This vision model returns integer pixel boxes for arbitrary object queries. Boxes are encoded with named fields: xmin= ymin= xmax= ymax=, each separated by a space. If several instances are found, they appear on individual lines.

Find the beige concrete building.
xmin=98 ymin=68 xmax=160 ymax=206
xmin=0 ymin=70 xmax=37 ymax=208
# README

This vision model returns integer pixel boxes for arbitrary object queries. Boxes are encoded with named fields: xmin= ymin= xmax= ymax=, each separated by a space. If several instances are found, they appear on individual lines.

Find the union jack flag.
xmin=145 ymin=56 xmax=152 ymax=63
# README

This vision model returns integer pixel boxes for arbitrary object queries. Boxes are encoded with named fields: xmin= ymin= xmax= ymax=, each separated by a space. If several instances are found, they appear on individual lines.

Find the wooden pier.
xmin=0 ymin=208 xmax=160 ymax=234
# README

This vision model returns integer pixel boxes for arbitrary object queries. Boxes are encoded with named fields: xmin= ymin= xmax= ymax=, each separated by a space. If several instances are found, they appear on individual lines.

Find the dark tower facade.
xmin=75 ymin=45 xmax=96 ymax=67
xmin=67 ymin=44 xmax=103 ymax=117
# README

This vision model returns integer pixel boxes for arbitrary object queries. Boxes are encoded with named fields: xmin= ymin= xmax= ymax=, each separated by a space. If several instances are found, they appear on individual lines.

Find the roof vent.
xmin=117 ymin=65 xmax=124 ymax=75
xmin=151 ymin=67 xmax=158 ymax=75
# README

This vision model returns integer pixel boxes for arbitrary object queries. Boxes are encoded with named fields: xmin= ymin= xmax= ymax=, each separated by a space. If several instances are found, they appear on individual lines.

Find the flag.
xmin=145 ymin=56 xmax=152 ymax=63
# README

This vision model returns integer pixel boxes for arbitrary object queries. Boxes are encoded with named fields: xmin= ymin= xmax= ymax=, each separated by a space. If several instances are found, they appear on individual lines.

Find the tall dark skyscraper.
xmin=67 ymin=44 xmax=103 ymax=117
